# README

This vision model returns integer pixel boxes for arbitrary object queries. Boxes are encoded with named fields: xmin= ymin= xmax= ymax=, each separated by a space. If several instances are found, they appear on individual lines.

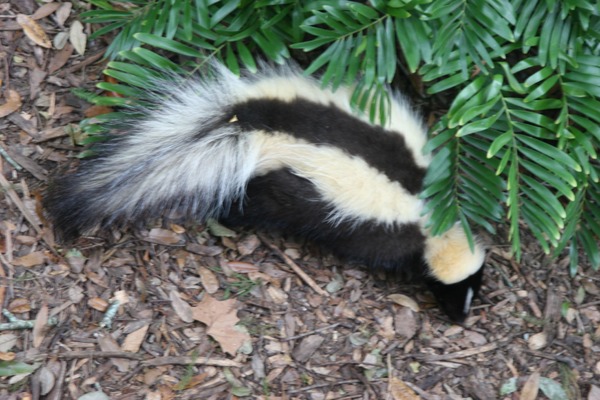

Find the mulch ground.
xmin=0 ymin=1 xmax=599 ymax=399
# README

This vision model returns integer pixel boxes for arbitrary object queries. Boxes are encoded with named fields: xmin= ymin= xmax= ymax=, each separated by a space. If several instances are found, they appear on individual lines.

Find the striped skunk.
xmin=44 ymin=63 xmax=485 ymax=323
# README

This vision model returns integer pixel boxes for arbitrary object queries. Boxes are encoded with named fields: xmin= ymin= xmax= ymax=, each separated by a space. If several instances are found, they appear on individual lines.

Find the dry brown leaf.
xmin=98 ymin=333 xmax=130 ymax=372
xmin=32 ymin=304 xmax=49 ymax=348
xmin=191 ymin=294 xmax=251 ymax=356
xmin=227 ymin=261 xmax=259 ymax=273
xmin=198 ymin=267 xmax=220 ymax=294
xmin=528 ymin=331 xmax=547 ymax=350
xmin=389 ymin=377 xmax=421 ymax=400
xmin=266 ymin=286 xmax=288 ymax=304
xmin=121 ymin=324 xmax=149 ymax=353
xmin=83 ymin=104 xmax=113 ymax=118
xmin=394 ymin=307 xmax=417 ymax=339
xmin=8 ymin=298 xmax=31 ymax=314
xmin=237 ymin=234 xmax=260 ymax=255
xmin=0 ymin=90 xmax=22 ymax=118
xmin=13 ymin=251 xmax=46 ymax=267
xmin=69 ymin=20 xmax=86 ymax=55
xmin=520 ymin=372 xmax=540 ymax=400
xmin=589 ymin=385 xmax=600 ymax=400
xmin=88 ymin=297 xmax=109 ymax=312
xmin=114 ymin=290 xmax=130 ymax=305
xmin=16 ymin=14 xmax=52 ymax=48
xmin=0 ymin=352 xmax=15 ymax=361
xmin=169 ymin=290 xmax=194 ymax=323
xmin=31 ymin=2 xmax=61 ymax=20
xmin=387 ymin=294 xmax=420 ymax=312
xmin=146 ymin=228 xmax=183 ymax=245
xmin=54 ymin=2 xmax=72 ymax=26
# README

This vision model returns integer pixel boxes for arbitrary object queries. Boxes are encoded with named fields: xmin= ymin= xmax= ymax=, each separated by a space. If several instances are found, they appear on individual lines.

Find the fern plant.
xmin=79 ymin=0 xmax=600 ymax=274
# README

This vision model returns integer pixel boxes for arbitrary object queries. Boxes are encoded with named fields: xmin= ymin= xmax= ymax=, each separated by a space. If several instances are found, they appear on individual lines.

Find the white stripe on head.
xmin=463 ymin=287 xmax=474 ymax=315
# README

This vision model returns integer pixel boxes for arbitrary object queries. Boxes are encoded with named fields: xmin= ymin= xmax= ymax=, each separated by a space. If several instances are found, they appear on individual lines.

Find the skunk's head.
xmin=422 ymin=224 xmax=486 ymax=323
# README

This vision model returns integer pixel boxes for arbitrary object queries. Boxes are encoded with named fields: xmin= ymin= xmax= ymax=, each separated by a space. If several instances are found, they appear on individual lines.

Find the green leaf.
xmin=134 ymin=33 xmax=205 ymax=57
xmin=517 ymin=135 xmax=581 ymax=172
xmin=211 ymin=0 xmax=241 ymax=27
xmin=0 ymin=361 xmax=41 ymax=376
xmin=448 ymin=76 xmax=487 ymax=118
xmin=487 ymin=131 xmax=512 ymax=158
xmin=524 ymin=75 xmax=560 ymax=102
xmin=427 ymin=72 xmax=469 ymax=94
xmin=520 ymin=159 xmax=575 ymax=200
xmin=456 ymin=110 xmax=502 ymax=136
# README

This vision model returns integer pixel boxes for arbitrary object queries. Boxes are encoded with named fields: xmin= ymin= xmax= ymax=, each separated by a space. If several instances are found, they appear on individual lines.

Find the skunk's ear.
xmin=425 ymin=265 xmax=484 ymax=323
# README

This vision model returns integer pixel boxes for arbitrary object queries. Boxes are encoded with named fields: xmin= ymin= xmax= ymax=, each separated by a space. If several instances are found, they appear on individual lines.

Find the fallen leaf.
xmin=191 ymin=295 xmax=251 ymax=356
xmin=198 ymin=267 xmax=219 ymax=294
xmin=69 ymin=20 xmax=86 ymax=55
xmin=38 ymin=366 xmax=56 ymax=396
xmin=7 ymin=298 xmax=31 ymax=314
xmin=32 ymin=304 xmax=49 ymax=348
xmin=52 ymin=31 xmax=70 ymax=50
xmin=389 ymin=377 xmax=421 ymax=400
xmin=520 ymin=372 xmax=540 ymax=400
xmin=0 ymin=334 xmax=18 ymax=353
xmin=113 ymin=290 xmax=130 ymax=305
xmin=121 ymin=324 xmax=149 ymax=353
xmin=237 ymin=234 xmax=260 ymax=255
xmin=88 ymin=297 xmax=109 ymax=312
xmin=227 ymin=261 xmax=259 ymax=273
xmin=292 ymin=335 xmax=324 ymax=363
xmin=54 ymin=2 xmax=72 ymax=26
xmin=145 ymin=228 xmax=183 ymax=245
xmin=528 ymin=331 xmax=547 ymax=350
xmin=0 ymin=352 xmax=15 ymax=361
xmin=387 ymin=294 xmax=420 ymax=312
xmin=78 ymin=391 xmax=110 ymax=400
xmin=539 ymin=377 xmax=569 ymax=400
xmin=0 ymin=90 xmax=22 ymax=118
xmin=394 ymin=307 xmax=417 ymax=339
xmin=97 ymin=333 xmax=130 ymax=372
xmin=13 ymin=251 xmax=46 ymax=267
xmin=169 ymin=290 xmax=194 ymax=323
xmin=31 ymin=3 xmax=61 ymax=20
xmin=207 ymin=219 xmax=236 ymax=237
xmin=589 ymin=385 xmax=600 ymax=400
xmin=16 ymin=14 xmax=52 ymax=48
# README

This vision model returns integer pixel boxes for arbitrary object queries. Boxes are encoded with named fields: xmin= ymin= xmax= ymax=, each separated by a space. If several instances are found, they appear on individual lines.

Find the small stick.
xmin=413 ymin=342 xmax=499 ymax=362
xmin=142 ymin=356 xmax=242 ymax=368
xmin=281 ymin=323 xmax=340 ymax=341
xmin=258 ymin=234 xmax=329 ymax=297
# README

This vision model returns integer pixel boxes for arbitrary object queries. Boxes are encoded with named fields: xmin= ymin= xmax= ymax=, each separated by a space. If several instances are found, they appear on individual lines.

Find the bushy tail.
xmin=44 ymin=66 xmax=262 ymax=240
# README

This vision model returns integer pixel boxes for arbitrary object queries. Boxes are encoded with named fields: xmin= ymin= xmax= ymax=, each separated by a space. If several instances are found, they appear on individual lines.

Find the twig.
xmin=0 ymin=309 xmax=58 ymax=330
xmin=57 ymin=50 xmax=105 ymax=77
xmin=142 ymin=356 xmax=242 ymax=368
xmin=0 ymin=146 xmax=22 ymax=171
xmin=412 ymin=342 xmax=499 ymax=362
xmin=523 ymin=349 xmax=578 ymax=369
xmin=0 ymin=172 xmax=59 ymax=256
xmin=99 ymin=300 xmax=120 ymax=329
xmin=258 ymin=234 xmax=329 ymax=297
xmin=287 ymin=379 xmax=362 ymax=394
xmin=280 ymin=323 xmax=340 ymax=341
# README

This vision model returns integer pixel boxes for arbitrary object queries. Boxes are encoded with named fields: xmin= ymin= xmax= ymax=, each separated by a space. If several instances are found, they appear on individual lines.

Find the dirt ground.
xmin=0 ymin=1 xmax=599 ymax=399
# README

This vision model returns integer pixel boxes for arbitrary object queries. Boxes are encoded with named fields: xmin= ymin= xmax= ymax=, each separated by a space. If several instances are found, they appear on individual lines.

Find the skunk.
xmin=44 ymin=64 xmax=485 ymax=322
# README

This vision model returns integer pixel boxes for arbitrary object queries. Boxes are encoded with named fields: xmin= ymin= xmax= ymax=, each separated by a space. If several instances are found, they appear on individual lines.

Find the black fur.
xmin=230 ymin=98 xmax=427 ymax=194
xmin=223 ymin=168 xmax=428 ymax=277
